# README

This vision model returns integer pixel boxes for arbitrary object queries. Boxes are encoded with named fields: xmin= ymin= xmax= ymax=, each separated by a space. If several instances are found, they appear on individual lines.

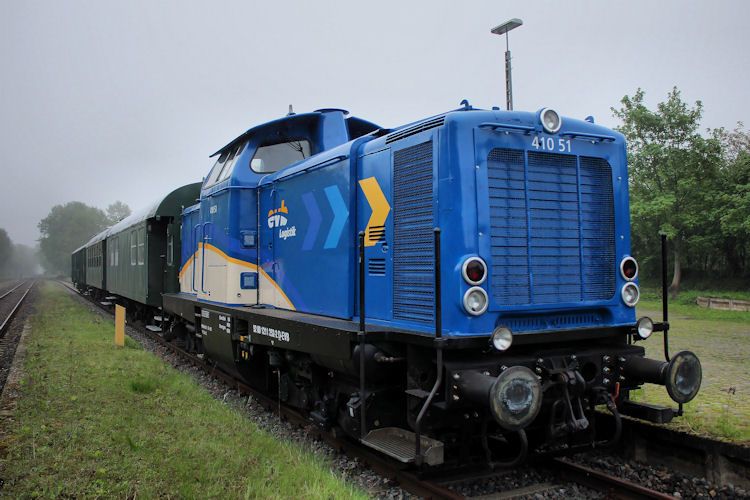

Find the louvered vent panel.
xmin=487 ymin=148 xmax=530 ymax=305
xmin=386 ymin=117 xmax=445 ymax=144
xmin=368 ymin=258 xmax=386 ymax=276
xmin=393 ymin=141 xmax=434 ymax=323
xmin=579 ymin=156 xmax=615 ymax=300
xmin=488 ymin=149 xmax=616 ymax=306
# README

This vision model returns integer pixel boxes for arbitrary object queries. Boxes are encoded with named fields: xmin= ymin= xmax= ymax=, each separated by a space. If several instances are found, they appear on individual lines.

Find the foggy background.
xmin=1 ymin=0 xmax=748 ymax=247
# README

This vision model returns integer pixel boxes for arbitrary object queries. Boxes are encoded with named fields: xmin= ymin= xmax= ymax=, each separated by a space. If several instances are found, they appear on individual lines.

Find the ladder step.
xmin=405 ymin=388 xmax=430 ymax=399
xmin=145 ymin=325 xmax=162 ymax=332
xmin=361 ymin=427 xmax=444 ymax=466
xmin=153 ymin=315 xmax=163 ymax=322
xmin=100 ymin=301 xmax=112 ymax=306
xmin=105 ymin=296 xmax=118 ymax=300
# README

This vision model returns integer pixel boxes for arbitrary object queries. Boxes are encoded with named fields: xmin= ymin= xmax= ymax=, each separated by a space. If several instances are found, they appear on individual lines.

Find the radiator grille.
xmin=393 ymin=141 xmax=434 ymax=323
xmin=488 ymin=148 xmax=615 ymax=306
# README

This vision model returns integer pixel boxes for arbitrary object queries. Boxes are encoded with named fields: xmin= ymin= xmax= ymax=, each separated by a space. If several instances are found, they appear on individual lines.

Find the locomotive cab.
xmin=184 ymin=109 xmax=379 ymax=307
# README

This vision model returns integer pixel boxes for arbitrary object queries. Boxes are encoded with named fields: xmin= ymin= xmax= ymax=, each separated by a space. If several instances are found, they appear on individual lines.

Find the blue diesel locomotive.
xmin=78 ymin=105 xmax=703 ymax=467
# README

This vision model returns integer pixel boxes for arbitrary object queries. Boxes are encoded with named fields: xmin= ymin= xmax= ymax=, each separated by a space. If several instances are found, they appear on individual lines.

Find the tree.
xmin=38 ymin=202 xmax=110 ymax=275
xmin=612 ymin=87 xmax=723 ymax=296
xmin=714 ymin=124 xmax=750 ymax=276
xmin=0 ymin=229 xmax=12 ymax=276
xmin=106 ymin=201 xmax=132 ymax=224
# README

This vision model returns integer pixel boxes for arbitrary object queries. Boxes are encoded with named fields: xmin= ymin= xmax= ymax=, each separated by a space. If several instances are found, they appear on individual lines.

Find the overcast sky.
xmin=1 ymin=0 xmax=748 ymax=247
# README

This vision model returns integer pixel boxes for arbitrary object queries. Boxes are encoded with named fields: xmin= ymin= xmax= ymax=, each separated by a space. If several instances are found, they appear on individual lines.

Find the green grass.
xmin=0 ymin=282 xmax=367 ymax=499
xmin=639 ymin=287 xmax=750 ymax=323
xmin=633 ymin=296 xmax=750 ymax=443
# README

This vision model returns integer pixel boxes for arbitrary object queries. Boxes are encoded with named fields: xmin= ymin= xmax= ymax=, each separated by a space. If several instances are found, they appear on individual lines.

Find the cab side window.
xmin=250 ymin=139 xmax=311 ymax=173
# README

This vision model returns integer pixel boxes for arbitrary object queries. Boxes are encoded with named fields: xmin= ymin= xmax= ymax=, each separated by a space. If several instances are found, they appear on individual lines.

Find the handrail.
xmin=191 ymin=224 xmax=200 ymax=292
xmin=478 ymin=122 xmax=535 ymax=134
xmin=414 ymin=227 xmax=442 ymax=466
xmin=200 ymin=222 xmax=213 ymax=294
xmin=560 ymin=130 xmax=617 ymax=142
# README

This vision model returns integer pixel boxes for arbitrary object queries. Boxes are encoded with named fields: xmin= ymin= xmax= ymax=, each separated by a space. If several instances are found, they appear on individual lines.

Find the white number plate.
xmin=531 ymin=136 xmax=571 ymax=153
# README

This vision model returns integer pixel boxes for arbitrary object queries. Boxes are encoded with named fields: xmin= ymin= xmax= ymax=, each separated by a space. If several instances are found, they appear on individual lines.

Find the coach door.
xmin=163 ymin=222 xmax=180 ymax=294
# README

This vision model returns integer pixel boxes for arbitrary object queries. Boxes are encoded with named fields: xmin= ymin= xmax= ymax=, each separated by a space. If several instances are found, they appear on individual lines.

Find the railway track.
xmin=0 ymin=280 xmax=34 ymax=340
xmin=59 ymin=280 xmax=724 ymax=499
xmin=0 ymin=279 xmax=35 ymax=397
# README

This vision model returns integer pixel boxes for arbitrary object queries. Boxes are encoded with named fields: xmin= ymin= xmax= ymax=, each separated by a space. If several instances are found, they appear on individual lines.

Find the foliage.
xmin=0 ymin=283 xmax=367 ymax=498
xmin=37 ymin=202 xmax=110 ymax=274
xmin=0 ymin=228 xmax=11 ymax=275
xmin=0 ymin=231 xmax=40 ymax=278
xmin=106 ymin=200 xmax=132 ymax=224
xmin=612 ymin=88 xmax=749 ymax=293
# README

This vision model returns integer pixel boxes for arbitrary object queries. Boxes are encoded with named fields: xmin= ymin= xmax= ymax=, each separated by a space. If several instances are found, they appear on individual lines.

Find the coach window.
xmin=114 ymin=238 xmax=119 ymax=267
xmin=137 ymin=228 xmax=145 ymax=265
xmin=250 ymin=139 xmax=311 ymax=173
xmin=130 ymin=231 xmax=137 ymax=266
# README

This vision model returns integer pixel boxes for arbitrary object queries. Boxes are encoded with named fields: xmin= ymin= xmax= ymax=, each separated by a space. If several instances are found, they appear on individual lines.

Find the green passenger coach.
xmin=103 ymin=183 xmax=200 ymax=317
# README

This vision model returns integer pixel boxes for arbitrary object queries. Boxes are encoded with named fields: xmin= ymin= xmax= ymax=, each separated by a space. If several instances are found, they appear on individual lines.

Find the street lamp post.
xmin=491 ymin=18 xmax=523 ymax=111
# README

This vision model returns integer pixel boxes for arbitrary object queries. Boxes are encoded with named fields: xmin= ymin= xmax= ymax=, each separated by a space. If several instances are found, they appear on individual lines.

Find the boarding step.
xmin=145 ymin=325 xmax=162 ymax=332
xmin=105 ymin=296 xmax=118 ymax=300
xmin=153 ymin=315 xmax=163 ymax=322
xmin=100 ymin=301 xmax=113 ymax=306
xmin=361 ymin=427 xmax=444 ymax=466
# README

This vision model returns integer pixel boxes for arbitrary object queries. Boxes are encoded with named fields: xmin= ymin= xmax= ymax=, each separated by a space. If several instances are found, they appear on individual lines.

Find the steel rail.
xmin=0 ymin=281 xmax=34 ymax=339
xmin=546 ymin=458 xmax=674 ymax=500
xmin=0 ymin=281 xmax=25 ymax=302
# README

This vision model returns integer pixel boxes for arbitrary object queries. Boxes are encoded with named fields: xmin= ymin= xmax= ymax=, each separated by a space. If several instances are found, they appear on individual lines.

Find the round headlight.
xmin=620 ymin=257 xmax=639 ymax=281
xmin=489 ymin=366 xmax=542 ymax=431
xmin=462 ymin=257 xmax=487 ymax=285
xmin=665 ymin=351 xmax=702 ymax=404
xmin=621 ymin=283 xmax=640 ymax=307
xmin=636 ymin=316 xmax=654 ymax=340
xmin=491 ymin=326 xmax=513 ymax=351
xmin=540 ymin=108 xmax=562 ymax=134
xmin=463 ymin=286 xmax=489 ymax=316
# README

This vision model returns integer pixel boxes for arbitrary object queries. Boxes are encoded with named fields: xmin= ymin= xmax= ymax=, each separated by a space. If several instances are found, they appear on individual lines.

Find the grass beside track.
xmin=635 ymin=297 xmax=750 ymax=444
xmin=0 ymin=282 xmax=367 ymax=499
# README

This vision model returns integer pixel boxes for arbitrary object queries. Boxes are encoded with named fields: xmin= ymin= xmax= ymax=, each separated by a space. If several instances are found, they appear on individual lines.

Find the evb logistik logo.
xmin=268 ymin=200 xmax=296 ymax=240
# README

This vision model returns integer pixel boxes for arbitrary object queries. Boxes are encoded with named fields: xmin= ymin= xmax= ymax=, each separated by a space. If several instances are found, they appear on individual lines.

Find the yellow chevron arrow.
xmin=359 ymin=177 xmax=391 ymax=247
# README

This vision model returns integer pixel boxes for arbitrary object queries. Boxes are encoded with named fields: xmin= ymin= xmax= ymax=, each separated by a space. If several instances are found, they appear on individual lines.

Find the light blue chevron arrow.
xmin=302 ymin=192 xmax=321 ymax=251
xmin=324 ymin=185 xmax=348 ymax=249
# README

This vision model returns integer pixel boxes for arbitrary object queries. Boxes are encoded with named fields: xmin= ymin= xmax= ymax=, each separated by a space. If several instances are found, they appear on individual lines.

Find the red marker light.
xmin=621 ymin=257 xmax=638 ymax=281
xmin=463 ymin=257 xmax=487 ymax=285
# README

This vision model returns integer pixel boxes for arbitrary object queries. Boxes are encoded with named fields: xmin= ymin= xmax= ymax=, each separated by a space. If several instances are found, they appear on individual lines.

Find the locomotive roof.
xmin=210 ymin=109 xmax=380 ymax=157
